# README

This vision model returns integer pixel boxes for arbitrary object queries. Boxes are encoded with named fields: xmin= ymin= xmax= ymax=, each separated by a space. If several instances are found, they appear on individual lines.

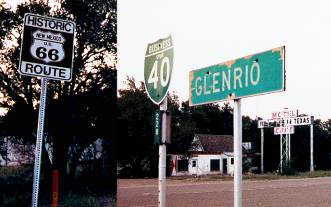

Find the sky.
xmin=6 ymin=0 xmax=27 ymax=9
xmin=118 ymin=0 xmax=331 ymax=121
xmin=3 ymin=0 xmax=331 ymax=121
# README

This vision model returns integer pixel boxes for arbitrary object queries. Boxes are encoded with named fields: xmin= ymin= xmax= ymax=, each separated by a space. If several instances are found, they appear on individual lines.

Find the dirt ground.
xmin=118 ymin=176 xmax=331 ymax=207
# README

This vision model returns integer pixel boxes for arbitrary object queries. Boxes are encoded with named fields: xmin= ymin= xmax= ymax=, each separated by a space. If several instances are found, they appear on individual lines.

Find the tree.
xmin=167 ymin=95 xmax=196 ymax=155
xmin=117 ymin=78 xmax=195 ymax=177
xmin=259 ymin=118 xmax=331 ymax=173
xmin=117 ymin=77 xmax=157 ymax=177
xmin=179 ymin=101 xmax=233 ymax=135
xmin=117 ymin=78 xmax=239 ymax=177
xmin=0 ymin=0 xmax=117 ymax=192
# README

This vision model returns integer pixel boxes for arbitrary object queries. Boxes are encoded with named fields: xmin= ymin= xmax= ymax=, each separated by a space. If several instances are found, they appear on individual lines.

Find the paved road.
xmin=118 ymin=177 xmax=331 ymax=207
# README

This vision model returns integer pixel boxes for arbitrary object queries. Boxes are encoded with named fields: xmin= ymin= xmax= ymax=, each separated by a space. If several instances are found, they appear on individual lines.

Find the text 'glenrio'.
xmin=194 ymin=61 xmax=260 ymax=96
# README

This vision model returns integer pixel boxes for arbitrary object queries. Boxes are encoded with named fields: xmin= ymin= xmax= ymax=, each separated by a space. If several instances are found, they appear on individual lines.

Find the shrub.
xmin=62 ymin=193 xmax=101 ymax=207
xmin=0 ymin=166 xmax=33 ymax=207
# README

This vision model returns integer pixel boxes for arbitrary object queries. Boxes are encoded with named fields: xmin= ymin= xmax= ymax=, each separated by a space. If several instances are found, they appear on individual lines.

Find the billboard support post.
xmin=310 ymin=116 xmax=314 ymax=172
xmin=261 ymin=128 xmax=264 ymax=174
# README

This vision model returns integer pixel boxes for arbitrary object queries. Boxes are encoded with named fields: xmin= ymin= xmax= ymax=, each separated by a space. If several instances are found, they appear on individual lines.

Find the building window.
xmin=178 ymin=160 xmax=189 ymax=172
xmin=210 ymin=159 xmax=220 ymax=171
xmin=231 ymin=158 xmax=234 ymax=165
xmin=192 ymin=160 xmax=197 ymax=167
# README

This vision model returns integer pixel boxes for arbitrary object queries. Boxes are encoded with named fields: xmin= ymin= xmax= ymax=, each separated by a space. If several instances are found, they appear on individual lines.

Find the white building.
xmin=170 ymin=134 xmax=235 ymax=176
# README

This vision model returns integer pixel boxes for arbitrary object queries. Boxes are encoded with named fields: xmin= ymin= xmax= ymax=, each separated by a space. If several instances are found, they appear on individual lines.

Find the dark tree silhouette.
xmin=0 ymin=0 xmax=117 ymax=198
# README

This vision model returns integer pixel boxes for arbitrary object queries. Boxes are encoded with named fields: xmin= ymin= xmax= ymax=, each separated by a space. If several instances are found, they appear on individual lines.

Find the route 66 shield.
xmin=30 ymin=30 xmax=65 ymax=63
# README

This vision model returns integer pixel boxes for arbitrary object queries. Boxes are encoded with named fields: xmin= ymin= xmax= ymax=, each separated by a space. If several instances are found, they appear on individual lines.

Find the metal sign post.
xmin=289 ymin=133 xmax=291 ymax=167
xmin=279 ymin=134 xmax=283 ymax=174
xmin=5 ymin=137 xmax=8 ymax=166
xmin=280 ymin=131 xmax=290 ymax=173
xmin=286 ymin=134 xmax=288 ymax=165
xmin=19 ymin=13 xmax=75 ymax=207
xmin=310 ymin=116 xmax=314 ymax=172
xmin=261 ymin=128 xmax=264 ymax=174
xmin=234 ymin=99 xmax=242 ymax=207
xmin=32 ymin=78 xmax=48 ymax=207
xmin=158 ymin=98 xmax=167 ymax=207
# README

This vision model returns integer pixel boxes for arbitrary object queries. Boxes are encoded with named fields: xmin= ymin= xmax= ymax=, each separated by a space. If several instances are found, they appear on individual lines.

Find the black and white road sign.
xmin=19 ymin=13 xmax=75 ymax=81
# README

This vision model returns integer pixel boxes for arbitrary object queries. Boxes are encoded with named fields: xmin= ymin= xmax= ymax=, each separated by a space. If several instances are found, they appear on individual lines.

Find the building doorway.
xmin=210 ymin=159 xmax=220 ymax=171
xmin=222 ymin=158 xmax=227 ymax=174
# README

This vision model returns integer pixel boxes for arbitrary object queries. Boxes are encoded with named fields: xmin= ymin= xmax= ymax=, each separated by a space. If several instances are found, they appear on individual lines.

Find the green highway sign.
xmin=144 ymin=36 xmax=174 ymax=104
xmin=189 ymin=46 xmax=285 ymax=106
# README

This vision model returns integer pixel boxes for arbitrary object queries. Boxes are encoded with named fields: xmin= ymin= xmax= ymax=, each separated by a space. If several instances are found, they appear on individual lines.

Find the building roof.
xmin=192 ymin=134 xmax=234 ymax=153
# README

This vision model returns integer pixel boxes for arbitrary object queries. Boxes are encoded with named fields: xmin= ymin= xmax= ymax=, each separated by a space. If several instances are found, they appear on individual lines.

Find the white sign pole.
xmin=32 ymin=78 xmax=48 ymax=207
xmin=234 ymin=99 xmax=242 ymax=207
xmin=279 ymin=134 xmax=283 ymax=174
xmin=261 ymin=128 xmax=264 ymax=174
xmin=158 ymin=98 xmax=167 ymax=207
xmin=289 ymin=133 xmax=291 ymax=167
xmin=310 ymin=116 xmax=314 ymax=172
xmin=286 ymin=133 xmax=288 ymax=165
xmin=5 ymin=137 xmax=8 ymax=166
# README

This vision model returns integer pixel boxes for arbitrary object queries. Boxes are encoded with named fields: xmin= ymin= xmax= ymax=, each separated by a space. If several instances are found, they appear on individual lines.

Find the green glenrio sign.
xmin=189 ymin=46 xmax=285 ymax=106
xmin=144 ymin=36 xmax=174 ymax=105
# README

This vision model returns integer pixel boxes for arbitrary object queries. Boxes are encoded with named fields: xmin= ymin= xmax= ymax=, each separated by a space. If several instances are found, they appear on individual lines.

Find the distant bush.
xmin=282 ymin=165 xmax=297 ymax=175
xmin=62 ymin=192 xmax=101 ymax=207
xmin=1 ymin=193 xmax=31 ymax=207
xmin=0 ymin=166 xmax=115 ymax=206
xmin=0 ymin=166 xmax=33 ymax=207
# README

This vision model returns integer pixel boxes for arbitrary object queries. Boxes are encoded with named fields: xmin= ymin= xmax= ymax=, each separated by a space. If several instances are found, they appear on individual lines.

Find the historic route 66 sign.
xmin=19 ymin=13 xmax=76 ymax=81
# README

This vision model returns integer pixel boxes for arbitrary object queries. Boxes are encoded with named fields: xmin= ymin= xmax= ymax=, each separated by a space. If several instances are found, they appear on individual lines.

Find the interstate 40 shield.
xmin=144 ymin=36 xmax=174 ymax=105
xmin=19 ymin=13 xmax=75 ymax=81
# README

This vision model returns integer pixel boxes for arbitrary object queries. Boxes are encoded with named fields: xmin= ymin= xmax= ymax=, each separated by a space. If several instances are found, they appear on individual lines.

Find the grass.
xmin=169 ymin=170 xmax=331 ymax=182
xmin=61 ymin=192 xmax=101 ymax=207
xmin=0 ymin=166 xmax=33 ymax=207
xmin=245 ymin=170 xmax=331 ymax=180
xmin=0 ymin=165 xmax=31 ymax=177
xmin=0 ymin=166 xmax=116 ymax=207
xmin=296 ymin=170 xmax=331 ymax=178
